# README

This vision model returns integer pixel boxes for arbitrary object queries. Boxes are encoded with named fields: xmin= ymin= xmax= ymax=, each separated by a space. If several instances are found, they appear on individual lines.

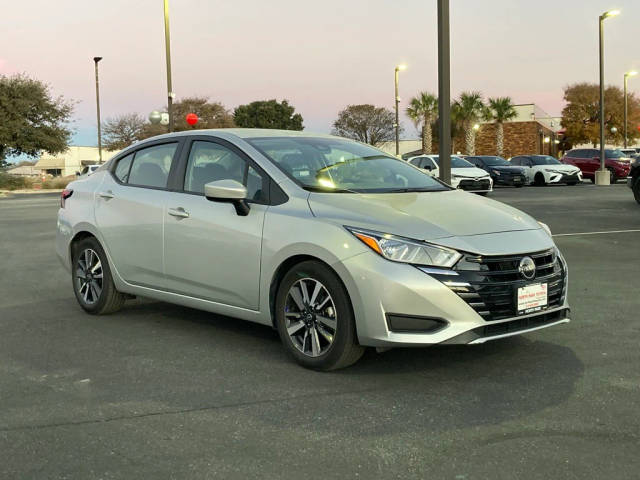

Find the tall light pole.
xmin=624 ymin=71 xmax=637 ymax=148
xmin=93 ymin=57 xmax=103 ymax=163
xmin=394 ymin=64 xmax=407 ymax=156
xmin=596 ymin=9 xmax=620 ymax=185
xmin=437 ymin=0 xmax=451 ymax=184
xmin=163 ymin=0 xmax=174 ymax=132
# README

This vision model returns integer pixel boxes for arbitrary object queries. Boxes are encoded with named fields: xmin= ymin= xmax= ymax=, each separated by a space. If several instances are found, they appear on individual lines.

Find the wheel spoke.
xmin=302 ymin=329 xmax=309 ymax=354
xmin=317 ymin=315 xmax=337 ymax=331
xmin=76 ymin=268 xmax=86 ymax=280
xmin=315 ymin=296 xmax=330 ymax=310
xmin=289 ymin=286 xmax=305 ymax=311
xmin=82 ymin=283 xmax=90 ymax=302
xmin=285 ymin=312 xmax=300 ymax=318
xmin=91 ymin=259 xmax=102 ymax=274
xmin=299 ymin=280 xmax=310 ymax=304
xmin=317 ymin=324 xmax=334 ymax=343
xmin=311 ymin=327 xmax=321 ymax=356
xmin=287 ymin=321 xmax=306 ymax=335
xmin=309 ymin=281 xmax=322 ymax=307
xmin=91 ymin=281 xmax=102 ymax=300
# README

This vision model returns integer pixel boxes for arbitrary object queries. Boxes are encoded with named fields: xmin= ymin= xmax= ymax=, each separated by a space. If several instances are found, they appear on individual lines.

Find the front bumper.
xmin=548 ymin=172 xmax=582 ymax=184
xmin=340 ymin=249 xmax=570 ymax=347
xmin=452 ymin=177 xmax=493 ymax=192
xmin=493 ymin=174 xmax=526 ymax=186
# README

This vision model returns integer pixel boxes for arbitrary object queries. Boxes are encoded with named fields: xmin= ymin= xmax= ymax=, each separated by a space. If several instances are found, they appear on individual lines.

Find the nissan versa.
xmin=56 ymin=130 xmax=570 ymax=370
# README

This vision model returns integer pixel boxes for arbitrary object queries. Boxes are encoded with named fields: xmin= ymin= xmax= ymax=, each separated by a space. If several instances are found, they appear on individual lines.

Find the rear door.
xmin=94 ymin=141 xmax=182 ymax=289
xmin=162 ymin=137 xmax=268 ymax=309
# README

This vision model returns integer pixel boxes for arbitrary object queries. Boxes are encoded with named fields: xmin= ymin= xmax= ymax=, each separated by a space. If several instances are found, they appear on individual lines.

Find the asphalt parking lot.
xmin=1 ymin=184 xmax=639 ymax=479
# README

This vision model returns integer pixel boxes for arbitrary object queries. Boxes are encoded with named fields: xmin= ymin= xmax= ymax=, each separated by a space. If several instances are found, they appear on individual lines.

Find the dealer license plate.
xmin=517 ymin=283 xmax=547 ymax=315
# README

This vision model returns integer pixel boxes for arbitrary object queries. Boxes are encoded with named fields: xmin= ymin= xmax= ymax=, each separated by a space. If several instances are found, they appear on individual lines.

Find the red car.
xmin=560 ymin=148 xmax=631 ymax=183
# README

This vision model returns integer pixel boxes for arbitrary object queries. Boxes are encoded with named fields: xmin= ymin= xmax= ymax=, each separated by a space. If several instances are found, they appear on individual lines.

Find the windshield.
xmin=431 ymin=155 xmax=474 ymax=168
xmin=531 ymin=156 xmax=562 ymax=165
xmin=606 ymin=149 xmax=625 ymax=159
xmin=477 ymin=156 xmax=510 ymax=166
xmin=246 ymin=137 xmax=449 ymax=193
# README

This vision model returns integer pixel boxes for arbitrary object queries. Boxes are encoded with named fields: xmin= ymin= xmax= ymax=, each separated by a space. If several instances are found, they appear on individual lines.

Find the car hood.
xmin=307 ymin=189 xmax=542 ymax=242
xmin=535 ymin=164 xmax=580 ymax=172
xmin=451 ymin=167 xmax=490 ymax=178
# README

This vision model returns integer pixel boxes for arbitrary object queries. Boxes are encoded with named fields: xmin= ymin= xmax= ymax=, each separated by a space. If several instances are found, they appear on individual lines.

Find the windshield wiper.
xmin=386 ymin=187 xmax=446 ymax=193
xmin=302 ymin=185 xmax=358 ymax=193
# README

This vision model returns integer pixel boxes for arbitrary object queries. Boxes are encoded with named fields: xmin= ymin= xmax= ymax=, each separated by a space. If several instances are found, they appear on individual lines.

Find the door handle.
xmin=168 ymin=207 xmax=190 ymax=219
xmin=98 ymin=190 xmax=114 ymax=200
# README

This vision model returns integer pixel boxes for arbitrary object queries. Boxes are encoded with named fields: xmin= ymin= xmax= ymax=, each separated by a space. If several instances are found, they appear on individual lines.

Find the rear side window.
xmin=511 ymin=157 xmax=521 ymax=165
xmin=114 ymin=153 xmax=134 ymax=183
xmin=128 ymin=143 xmax=177 ymax=188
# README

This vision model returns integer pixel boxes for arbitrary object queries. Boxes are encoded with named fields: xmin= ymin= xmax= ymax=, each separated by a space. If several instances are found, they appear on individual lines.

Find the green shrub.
xmin=42 ymin=176 xmax=73 ymax=189
xmin=0 ymin=172 xmax=34 ymax=190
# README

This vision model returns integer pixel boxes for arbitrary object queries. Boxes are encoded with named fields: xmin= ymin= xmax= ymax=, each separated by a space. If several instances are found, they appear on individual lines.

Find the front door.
xmin=95 ymin=142 xmax=180 ymax=289
xmin=163 ymin=139 xmax=268 ymax=310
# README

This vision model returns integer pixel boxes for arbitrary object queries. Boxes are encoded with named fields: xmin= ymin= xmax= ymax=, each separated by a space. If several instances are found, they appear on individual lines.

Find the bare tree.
xmin=103 ymin=113 xmax=146 ymax=150
xmin=332 ymin=104 xmax=400 ymax=146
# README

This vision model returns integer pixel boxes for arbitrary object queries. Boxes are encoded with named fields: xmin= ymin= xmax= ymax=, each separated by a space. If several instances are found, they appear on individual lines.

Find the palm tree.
xmin=452 ymin=91 xmax=485 ymax=155
xmin=487 ymin=97 xmax=517 ymax=156
xmin=406 ymin=92 xmax=438 ymax=154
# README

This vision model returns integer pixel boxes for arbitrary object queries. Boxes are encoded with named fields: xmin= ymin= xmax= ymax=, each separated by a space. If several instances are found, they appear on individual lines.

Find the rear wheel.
xmin=275 ymin=261 xmax=364 ymax=370
xmin=72 ymin=237 xmax=125 ymax=314
xmin=534 ymin=172 xmax=546 ymax=186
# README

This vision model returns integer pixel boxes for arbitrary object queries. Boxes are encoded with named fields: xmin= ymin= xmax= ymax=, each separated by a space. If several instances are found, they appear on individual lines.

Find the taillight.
xmin=61 ymin=189 xmax=73 ymax=208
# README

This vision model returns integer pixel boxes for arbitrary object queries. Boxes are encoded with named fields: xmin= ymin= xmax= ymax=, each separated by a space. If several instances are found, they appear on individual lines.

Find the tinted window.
xmin=247 ymin=137 xmax=448 ymax=193
xmin=477 ymin=156 xmax=510 ymax=166
xmin=531 ymin=155 xmax=562 ymax=165
xmin=466 ymin=157 xmax=482 ymax=167
xmin=184 ymin=141 xmax=266 ymax=201
xmin=114 ymin=153 xmax=134 ymax=183
xmin=409 ymin=157 xmax=421 ymax=166
xmin=128 ymin=144 xmax=177 ymax=188
xmin=510 ymin=157 xmax=521 ymax=165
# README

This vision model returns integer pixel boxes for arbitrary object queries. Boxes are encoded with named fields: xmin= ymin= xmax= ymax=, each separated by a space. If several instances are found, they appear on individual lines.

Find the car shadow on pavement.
xmin=113 ymin=298 xmax=583 ymax=436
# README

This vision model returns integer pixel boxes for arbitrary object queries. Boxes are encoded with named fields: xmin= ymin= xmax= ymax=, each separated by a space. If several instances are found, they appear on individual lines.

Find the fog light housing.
xmin=386 ymin=314 xmax=448 ymax=333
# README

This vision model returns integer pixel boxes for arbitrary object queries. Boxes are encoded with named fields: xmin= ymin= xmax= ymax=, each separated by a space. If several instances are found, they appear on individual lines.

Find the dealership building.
xmin=35 ymin=146 xmax=120 ymax=177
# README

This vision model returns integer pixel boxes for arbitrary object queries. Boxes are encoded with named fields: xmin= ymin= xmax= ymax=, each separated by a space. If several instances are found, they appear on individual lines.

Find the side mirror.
xmin=204 ymin=179 xmax=250 ymax=216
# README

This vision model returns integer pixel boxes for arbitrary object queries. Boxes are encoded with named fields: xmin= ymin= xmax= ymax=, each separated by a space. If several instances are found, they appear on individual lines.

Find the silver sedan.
xmin=56 ymin=129 xmax=570 ymax=370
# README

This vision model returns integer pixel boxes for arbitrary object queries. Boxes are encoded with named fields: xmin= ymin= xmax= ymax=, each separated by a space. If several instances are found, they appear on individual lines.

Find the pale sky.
xmin=2 ymin=0 xmax=639 ymax=148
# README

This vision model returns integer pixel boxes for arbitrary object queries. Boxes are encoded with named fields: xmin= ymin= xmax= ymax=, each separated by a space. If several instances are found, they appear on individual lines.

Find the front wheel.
xmin=534 ymin=172 xmax=547 ymax=186
xmin=275 ymin=261 xmax=364 ymax=370
xmin=72 ymin=237 xmax=126 ymax=314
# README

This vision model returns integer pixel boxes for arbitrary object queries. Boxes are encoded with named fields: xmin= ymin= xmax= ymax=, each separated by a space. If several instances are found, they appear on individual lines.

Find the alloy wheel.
xmin=284 ymin=278 xmax=337 ymax=357
xmin=75 ymin=248 xmax=103 ymax=305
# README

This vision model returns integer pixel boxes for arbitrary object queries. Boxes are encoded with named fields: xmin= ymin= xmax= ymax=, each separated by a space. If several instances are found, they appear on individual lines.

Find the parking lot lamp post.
xmin=93 ymin=57 xmax=103 ymax=163
xmin=596 ymin=9 xmax=620 ymax=185
xmin=437 ymin=0 xmax=451 ymax=184
xmin=394 ymin=65 xmax=407 ymax=156
xmin=163 ymin=0 xmax=174 ymax=132
xmin=624 ymin=71 xmax=637 ymax=148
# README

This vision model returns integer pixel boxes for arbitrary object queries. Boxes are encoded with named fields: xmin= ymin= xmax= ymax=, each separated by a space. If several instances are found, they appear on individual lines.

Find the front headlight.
xmin=538 ymin=221 xmax=552 ymax=237
xmin=346 ymin=227 xmax=462 ymax=268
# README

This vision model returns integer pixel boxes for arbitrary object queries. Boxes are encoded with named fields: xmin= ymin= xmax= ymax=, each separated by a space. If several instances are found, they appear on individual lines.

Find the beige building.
xmin=6 ymin=165 xmax=41 ymax=177
xmin=35 ymin=146 xmax=120 ymax=177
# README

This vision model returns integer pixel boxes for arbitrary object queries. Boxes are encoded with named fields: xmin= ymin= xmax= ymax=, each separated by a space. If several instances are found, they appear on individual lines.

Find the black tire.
xmin=275 ymin=260 xmax=364 ymax=370
xmin=71 ymin=237 xmax=126 ymax=315
xmin=514 ymin=184 xmax=524 ymax=188
xmin=589 ymin=177 xmax=596 ymax=184
xmin=567 ymin=182 xmax=577 ymax=186
xmin=633 ymin=177 xmax=640 ymax=205
xmin=607 ymin=168 xmax=617 ymax=184
xmin=534 ymin=172 xmax=546 ymax=186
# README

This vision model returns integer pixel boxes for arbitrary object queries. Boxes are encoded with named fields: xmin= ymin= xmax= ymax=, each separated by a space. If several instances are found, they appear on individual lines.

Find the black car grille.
xmin=429 ymin=249 xmax=567 ymax=321
xmin=458 ymin=178 xmax=491 ymax=190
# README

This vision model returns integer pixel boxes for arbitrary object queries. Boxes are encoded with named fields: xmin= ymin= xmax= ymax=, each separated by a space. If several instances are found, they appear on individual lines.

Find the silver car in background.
xmin=56 ymin=129 xmax=570 ymax=370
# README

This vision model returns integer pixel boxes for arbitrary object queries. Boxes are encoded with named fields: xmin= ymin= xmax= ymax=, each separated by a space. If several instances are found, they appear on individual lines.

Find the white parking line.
xmin=553 ymin=229 xmax=640 ymax=237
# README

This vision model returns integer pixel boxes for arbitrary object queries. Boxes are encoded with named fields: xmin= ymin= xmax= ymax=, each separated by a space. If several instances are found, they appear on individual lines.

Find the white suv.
xmin=407 ymin=155 xmax=493 ymax=194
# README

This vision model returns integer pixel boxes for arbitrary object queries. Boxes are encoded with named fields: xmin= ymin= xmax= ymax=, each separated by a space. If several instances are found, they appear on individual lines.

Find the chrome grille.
xmin=430 ymin=249 xmax=566 ymax=321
